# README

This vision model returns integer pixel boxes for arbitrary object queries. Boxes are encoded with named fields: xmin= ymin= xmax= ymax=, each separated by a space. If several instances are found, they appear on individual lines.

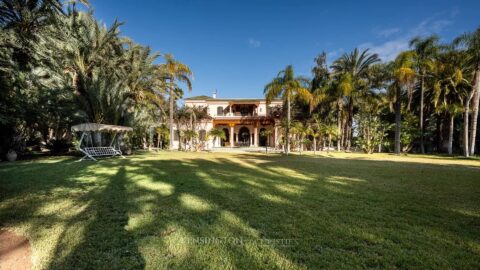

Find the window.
xmin=217 ymin=106 xmax=223 ymax=116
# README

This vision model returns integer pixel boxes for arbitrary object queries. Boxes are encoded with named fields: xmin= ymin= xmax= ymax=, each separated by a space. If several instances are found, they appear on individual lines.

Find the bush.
xmin=46 ymin=139 xmax=73 ymax=154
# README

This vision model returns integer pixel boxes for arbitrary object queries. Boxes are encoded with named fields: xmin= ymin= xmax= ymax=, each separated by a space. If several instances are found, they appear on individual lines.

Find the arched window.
xmin=217 ymin=106 xmax=224 ymax=116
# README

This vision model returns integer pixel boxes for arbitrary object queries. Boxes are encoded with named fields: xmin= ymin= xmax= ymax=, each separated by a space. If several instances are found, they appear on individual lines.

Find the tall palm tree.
xmin=331 ymin=48 xmax=380 ymax=151
xmin=454 ymin=26 xmax=480 ymax=156
xmin=159 ymin=54 xmax=192 ymax=150
xmin=391 ymin=51 xmax=417 ymax=154
xmin=410 ymin=35 xmax=439 ymax=153
xmin=297 ymin=87 xmax=327 ymax=113
xmin=433 ymin=49 xmax=471 ymax=156
xmin=264 ymin=65 xmax=309 ymax=154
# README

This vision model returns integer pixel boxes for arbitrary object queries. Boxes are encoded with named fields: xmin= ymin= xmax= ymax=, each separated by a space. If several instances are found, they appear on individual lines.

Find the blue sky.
xmin=90 ymin=0 xmax=479 ymax=99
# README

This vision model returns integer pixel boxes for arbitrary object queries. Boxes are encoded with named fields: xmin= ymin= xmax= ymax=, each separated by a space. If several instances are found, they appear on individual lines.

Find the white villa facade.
xmin=172 ymin=94 xmax=283 ymax=149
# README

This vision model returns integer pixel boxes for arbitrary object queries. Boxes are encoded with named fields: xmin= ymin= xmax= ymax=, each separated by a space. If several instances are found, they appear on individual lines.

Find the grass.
xmin=0 ymin=151 xmax=479 ymax=269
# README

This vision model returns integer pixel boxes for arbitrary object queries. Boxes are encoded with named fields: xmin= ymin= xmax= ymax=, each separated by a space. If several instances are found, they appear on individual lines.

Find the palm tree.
xmin=297 ymin=87 xmax=327 ymax=113
xmin=391 ymin=51 xmax=417 ymax=154
xmin=323 ymin=123 xmax=338 ymax=153
xmin=309 ymin=116 xmax=322 ymax=155
xmin=264 ymin=65 xmax=309 ymax=155
xmin=454 ymin=27 xmax=480 ymax=156
xmin=331 ymin=48 xmax=380 ymax=151
xmin=208 ymin=128 xmax=226 ymax=148
xmin=410 ymin=35 xmax=439 ymax=153
xmin=290 ymin=121 xmax=310 ymax=155
xmin=433 ymin=49 xmax=471 ymax=156
xmin=159 ymin=54 xmax=192 ymax=150
xmin=183 ymin=129 xmax=197 ymax=151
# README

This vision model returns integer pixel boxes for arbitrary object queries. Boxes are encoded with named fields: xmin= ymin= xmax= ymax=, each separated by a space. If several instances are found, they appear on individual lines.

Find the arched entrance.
xmin=238 ymin=126 xmax=250 ymax=146
xmin=221 ymin=127 xmax=229 ymax=146
xmin=259 ymin=128 xmax=268 ymax=147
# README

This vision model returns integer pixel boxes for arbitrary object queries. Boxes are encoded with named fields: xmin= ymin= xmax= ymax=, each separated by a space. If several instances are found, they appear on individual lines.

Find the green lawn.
xmin=1 ymin=152 xmax=479 ymax=269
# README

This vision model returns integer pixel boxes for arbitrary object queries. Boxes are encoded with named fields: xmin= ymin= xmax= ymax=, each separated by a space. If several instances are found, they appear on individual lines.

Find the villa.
xmin=173 ymin=93 xmax=283 ymax=149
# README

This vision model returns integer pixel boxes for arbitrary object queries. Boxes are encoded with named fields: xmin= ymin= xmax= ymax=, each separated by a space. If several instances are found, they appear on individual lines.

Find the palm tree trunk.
xmin=169 ymin=88 xmax=174 ymax=150
xmin=448 ymin=114 xmax=454 ymax=155
xmin=469 ymin=68 xmax=480 ymax=156
xmin=464 ymin=100 xmax=470 ymax=157
xmin=328 ymin=134 xmax=332 ymax=153
xmin=394 ymin=86 xmax=402 ymax=154
xmin=337 ymin=100 xmax=342 ymax=151
xmin=420 ymin=75 xmax=425 ymax=154
xmin=286 ymin=95 xmax=291 ymax=155
xmin=347 ymin=98 xmax=353 ymax=151
xmin=313 ymin=137 xmax=316 ymax=155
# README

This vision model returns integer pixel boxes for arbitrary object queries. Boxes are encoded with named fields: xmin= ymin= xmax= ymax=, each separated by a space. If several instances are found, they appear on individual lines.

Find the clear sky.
xmin=90 ymin=0 xmax=479 ymax=99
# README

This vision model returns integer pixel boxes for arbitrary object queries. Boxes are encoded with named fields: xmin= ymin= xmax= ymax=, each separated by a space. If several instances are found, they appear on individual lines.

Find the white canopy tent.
xmin=71 ymin=123 xmax=133 ymax=161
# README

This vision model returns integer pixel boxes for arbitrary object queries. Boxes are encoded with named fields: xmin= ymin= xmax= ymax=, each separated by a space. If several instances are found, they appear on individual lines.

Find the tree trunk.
xmin=420 ymin=75 xmax=425 ymax=154
xmin=394 ymin=86 xmax=402 ymax=154
xmin=346 ymin=97 xmax=353 ymax=151
xmin=337 ymin=100 xmax=342 ymax=151
xmin=448 ymin=114 xmax=454 ymax=155
xmin=328 ymin=134 xmax=332 ymax=153
xmin=313 ymin=137 xmax=316 ymax=155
xmin=438 ymin=116 xmax=444 ymax=153
xmin=286 ymin=95 xmax=291 ymax=155
xmin=464 ymin=100 xmax=470 ymax=157
xmin=378 ymin=129 xmax=383 ymax=153
xmin=463 ymin=101 xmax=470 ymax=157
xmin=469 ymin=68 xmax=480 ymax=156
xmin=299 ymin=135 xmax=303 ymax=155
xmin=169 ymin=88 xmax=174 ymax=150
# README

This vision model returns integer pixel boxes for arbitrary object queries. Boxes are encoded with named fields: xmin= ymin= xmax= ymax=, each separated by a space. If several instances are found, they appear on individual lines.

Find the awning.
xmin=71 ymin=123 xmax=133 ymax=133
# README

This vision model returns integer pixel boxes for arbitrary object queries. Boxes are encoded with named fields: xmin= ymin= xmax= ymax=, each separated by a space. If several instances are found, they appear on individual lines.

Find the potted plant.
xmin=6 ymin=132 xmax=23 ymax=162
xmin=6 ymin=149 xmax=17 ymax=162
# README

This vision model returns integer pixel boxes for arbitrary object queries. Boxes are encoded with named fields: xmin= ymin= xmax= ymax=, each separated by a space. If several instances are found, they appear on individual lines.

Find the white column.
xmin=229 ymin=124 xmax=234 ymax=147
xmin=254 ymin=125 xmax=258 ymax=147
xmin=229 ymin=105 xmax=232 ymax=116
xmin=274 ymin=126 xmax=278 ymax=148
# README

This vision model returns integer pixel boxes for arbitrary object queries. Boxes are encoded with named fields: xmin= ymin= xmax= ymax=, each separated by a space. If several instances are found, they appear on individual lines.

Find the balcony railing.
xmin=215 ymin=112 xmax=261 ymax=117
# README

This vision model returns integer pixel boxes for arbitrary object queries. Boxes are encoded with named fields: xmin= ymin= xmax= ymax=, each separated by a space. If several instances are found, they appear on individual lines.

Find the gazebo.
xmin=71 ymin=123 xmax=133 ymax=161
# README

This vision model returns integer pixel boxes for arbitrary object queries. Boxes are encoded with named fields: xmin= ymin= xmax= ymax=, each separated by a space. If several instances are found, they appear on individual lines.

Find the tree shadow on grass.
xmin=48 ymin=166 xmax=145 ymax=269
xmin=2 ymin=153 xmax=480 ymax=269
xmin=121 ymin=153 xmax=480 ymax=269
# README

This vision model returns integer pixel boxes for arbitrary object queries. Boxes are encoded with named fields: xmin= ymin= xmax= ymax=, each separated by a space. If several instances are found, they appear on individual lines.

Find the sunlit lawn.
xmin=1 ymin=151 xmax=479 ymax=269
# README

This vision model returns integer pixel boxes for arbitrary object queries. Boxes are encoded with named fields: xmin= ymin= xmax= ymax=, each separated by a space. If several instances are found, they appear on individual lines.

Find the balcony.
xmin=215 ymin=112 xmax=259 ymax=118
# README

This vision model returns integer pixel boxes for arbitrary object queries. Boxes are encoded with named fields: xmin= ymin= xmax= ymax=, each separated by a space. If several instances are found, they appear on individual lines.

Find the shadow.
xmin=1 ymin=152 xmax=479 ymax=269
xmin=48 ymin=166 xmax=145 ymax=269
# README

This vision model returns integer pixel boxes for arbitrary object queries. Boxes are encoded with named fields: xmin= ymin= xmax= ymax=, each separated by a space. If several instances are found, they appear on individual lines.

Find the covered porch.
xmin=213 ymin=119 xmax=278 ymax=148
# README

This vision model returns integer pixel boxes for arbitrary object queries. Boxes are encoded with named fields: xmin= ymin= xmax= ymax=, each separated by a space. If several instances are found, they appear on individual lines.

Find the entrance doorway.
xmin=259 ymin=128 xmax=268 ymax=147
xmin=238 ymin=127 xmax=250 ymax=146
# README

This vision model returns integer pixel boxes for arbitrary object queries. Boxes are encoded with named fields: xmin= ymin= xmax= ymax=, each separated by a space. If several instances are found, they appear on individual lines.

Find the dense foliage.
xmin=1 ymin=0 xmax=479 ymax=158
xmin=265 ymin=28 xmax=480 ymax=157
xmin=0 ymin=0 xmax=193 ymax=157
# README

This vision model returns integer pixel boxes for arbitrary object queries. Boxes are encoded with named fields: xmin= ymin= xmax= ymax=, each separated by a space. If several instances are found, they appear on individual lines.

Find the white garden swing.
xmin=71 ymin=123 xmax=133 ymax=161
